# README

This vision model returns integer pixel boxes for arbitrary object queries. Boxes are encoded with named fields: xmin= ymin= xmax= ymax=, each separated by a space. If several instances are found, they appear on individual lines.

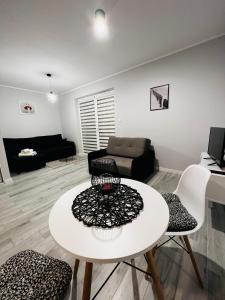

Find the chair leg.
xmin=146 ymin=249 xmax=164 ymax=300
xmin=145 ymin=246 xmax=157 ymax=279
xmin=183 ymin=235 xmax=203 ymax=288
xmin=82 ymin=262 xmax=93 ymax=300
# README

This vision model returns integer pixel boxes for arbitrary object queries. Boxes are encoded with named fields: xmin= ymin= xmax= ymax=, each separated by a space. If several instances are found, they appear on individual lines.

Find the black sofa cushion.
xmin=42 ymin=144 xmax=76 ymax=162
xmin=34 ymin=134 xmax=63 ymax=149
xmin=162 ymin=193 xmax=197 ymax=232
xmin=0 ymin=250 xmax=72 ymax=299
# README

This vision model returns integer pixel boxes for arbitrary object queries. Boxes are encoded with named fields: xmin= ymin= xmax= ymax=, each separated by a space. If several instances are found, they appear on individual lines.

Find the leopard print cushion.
xmin=0 ymin=250 xmax=72 ymax=300
xmin=162 ymin=193 xmax=197 ymax=232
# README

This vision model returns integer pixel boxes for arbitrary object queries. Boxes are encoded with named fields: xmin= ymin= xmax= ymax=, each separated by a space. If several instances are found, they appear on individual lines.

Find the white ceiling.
xmin=0 ymin=0 xmax=224 ymax=94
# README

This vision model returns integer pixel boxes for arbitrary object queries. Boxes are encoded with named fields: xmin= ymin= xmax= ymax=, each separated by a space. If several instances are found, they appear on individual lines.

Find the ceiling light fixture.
xmin=46 ymin=73 xmax=58 ymax=103
xmin=94 ymin=9 xmax=108 ymax=39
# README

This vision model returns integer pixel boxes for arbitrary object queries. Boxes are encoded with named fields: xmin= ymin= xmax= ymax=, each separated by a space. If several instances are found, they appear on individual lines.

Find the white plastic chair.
xmin=166 ymin=164 xmax=211 ymax=237
xmin=166 ymin=164 xmax=211 ymax=287
xmin=147 ymin=165 xmax=211 ymax=289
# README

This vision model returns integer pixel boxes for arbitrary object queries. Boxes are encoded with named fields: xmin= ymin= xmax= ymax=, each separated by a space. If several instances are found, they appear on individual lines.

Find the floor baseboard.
xmin=159 ymin=167 xmax=183 ymax=175
xmin=3 ymin=177 xmax=13 ymax=184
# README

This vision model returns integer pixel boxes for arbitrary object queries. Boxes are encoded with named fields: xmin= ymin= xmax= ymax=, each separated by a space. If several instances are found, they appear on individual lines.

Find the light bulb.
xmin=94 ymin=9 xmax=108 ymax=39
xmin=47 ymin=91 xmax=58 ymax=103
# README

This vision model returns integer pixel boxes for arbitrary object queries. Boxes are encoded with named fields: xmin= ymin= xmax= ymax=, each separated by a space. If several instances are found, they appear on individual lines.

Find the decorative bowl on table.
xmin=91 ymin=173 xmax=121 ymax=194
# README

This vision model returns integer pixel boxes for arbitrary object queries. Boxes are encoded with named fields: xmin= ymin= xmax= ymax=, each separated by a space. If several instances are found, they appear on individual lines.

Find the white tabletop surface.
xmin=49 ymin=178 xmax=169 ymax=263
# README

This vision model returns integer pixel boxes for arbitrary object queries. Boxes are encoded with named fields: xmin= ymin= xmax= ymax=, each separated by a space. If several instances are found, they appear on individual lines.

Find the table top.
xmin=200 ymin=152 xmax=225 ymax=176
xmin=49 ymin=178 xmax=169 ymax=263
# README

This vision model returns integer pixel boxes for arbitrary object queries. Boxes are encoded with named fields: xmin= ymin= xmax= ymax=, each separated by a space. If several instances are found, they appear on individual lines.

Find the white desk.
xmin=200 ymin=152 xmax=225 ymax=204
xmin=49 ymin=178 xmax=169 ymax=300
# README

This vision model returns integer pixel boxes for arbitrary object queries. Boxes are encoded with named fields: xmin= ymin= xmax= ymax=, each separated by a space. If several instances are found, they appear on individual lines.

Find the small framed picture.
xmin=19 ymin=102 xmax=35 ymax=114
xmin=150 ymin=84 xmax=169 ymax=111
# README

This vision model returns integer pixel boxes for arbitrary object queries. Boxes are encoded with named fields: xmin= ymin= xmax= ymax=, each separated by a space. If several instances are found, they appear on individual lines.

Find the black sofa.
xmin=88 ymin=136 xmax=155 ymax=182
xmin=3 ymin=134 xmax=76 ymax=173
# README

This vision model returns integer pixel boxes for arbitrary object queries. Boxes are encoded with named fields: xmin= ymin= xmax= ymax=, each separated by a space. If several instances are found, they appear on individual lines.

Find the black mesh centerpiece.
xmin=71 ymin=184 xmax=144 ymax=228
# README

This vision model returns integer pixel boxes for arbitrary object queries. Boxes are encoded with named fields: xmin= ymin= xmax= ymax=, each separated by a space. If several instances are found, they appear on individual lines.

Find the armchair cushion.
xmin=162 ymin=193 xmax=197 ymax=232
xmin=93 ymin=155 xmax=133 ymax=176
xmin=107 ymin=136 xmax=151 ymax=158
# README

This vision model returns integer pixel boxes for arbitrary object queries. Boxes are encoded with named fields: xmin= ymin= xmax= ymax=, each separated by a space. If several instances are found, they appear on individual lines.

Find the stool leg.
xmin=146 ymin=250 xmax=164 ymax=300
xmin=183 ymin=236 xmax=203 ymax=288
xmin=82 ymin=262 xmax=93 ymax=300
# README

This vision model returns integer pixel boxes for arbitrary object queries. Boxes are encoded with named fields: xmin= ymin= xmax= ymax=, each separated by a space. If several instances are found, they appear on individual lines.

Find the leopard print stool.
xmin=0 ymin=250 xmax=72 ymax=300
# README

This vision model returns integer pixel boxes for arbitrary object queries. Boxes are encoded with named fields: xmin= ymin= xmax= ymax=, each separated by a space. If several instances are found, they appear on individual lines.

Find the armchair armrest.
xmin=88 ymin=149 xmax=107 ymax=174
xmin=88 ymin=148 xmax=107 ymax=161
xmin=131 ymin=146 xmax=155 ymax=181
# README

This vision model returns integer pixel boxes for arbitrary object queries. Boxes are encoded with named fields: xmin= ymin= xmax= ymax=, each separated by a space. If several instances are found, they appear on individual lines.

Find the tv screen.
xmin=208 ymin=127 xmax=225 ymax=167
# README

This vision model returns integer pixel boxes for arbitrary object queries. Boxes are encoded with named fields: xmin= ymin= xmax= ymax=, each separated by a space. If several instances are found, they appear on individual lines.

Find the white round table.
xmin=49 ymin=178 xmax=169 ymax=300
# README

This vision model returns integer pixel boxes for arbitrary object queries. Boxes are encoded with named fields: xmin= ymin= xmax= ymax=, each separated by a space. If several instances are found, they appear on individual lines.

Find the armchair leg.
xmin=183 ymin=236 xmax=203 ymax=288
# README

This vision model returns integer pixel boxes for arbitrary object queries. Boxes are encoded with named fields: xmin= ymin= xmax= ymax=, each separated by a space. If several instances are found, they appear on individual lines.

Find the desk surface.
xmin=200 ymin=152 xmax=225 ymax=176
xmin=49 ymin=178 xmax=169 ymax=263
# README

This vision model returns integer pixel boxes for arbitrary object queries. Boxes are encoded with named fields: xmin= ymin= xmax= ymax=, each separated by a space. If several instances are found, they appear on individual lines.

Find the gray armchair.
xmin=88 ymin=136 xmax=155 ymax=182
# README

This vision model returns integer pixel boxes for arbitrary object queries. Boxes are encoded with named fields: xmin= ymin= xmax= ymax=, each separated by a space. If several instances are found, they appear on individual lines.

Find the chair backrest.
xmin=174 ymin=164 xmax=211 ymax=227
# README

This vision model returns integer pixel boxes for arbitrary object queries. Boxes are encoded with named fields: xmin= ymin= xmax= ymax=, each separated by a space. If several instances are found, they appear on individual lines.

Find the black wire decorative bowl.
xmin=91 ymin=173 xmax=121 ymax=194
xmin=72 ymin=182 xmax=144 ymax=228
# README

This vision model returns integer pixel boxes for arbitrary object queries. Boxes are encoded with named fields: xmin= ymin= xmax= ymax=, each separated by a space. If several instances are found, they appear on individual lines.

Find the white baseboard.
xmin=77 ymin=152 xmax=87 ymax=157
xmin=159 ymin=167 xmax=183 ymax=175
xmin=3 ymin=177 xmax=13 ymax=184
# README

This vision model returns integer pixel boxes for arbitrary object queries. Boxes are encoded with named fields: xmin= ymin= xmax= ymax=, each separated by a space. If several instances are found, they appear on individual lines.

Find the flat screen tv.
xmin=208 ymin=127 xmax=225 ymax=167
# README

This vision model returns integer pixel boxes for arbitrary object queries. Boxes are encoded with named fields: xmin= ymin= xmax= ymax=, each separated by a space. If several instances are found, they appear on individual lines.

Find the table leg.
xmin=146 ymin=250 xmax=164 ymax=300
xmin=74 ymin=259 xmax=80 ymax=276
xmin=82 ymin=262 xmax=93 ymax=300
xmin=145 ymin=246 xmax=157 ymax=279
xmin=71 ymin=259 xmax=80 ymax=300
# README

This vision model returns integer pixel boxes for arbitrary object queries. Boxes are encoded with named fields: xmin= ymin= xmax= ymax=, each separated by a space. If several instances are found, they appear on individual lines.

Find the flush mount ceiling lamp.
xmin=46 ymin=73 xmax=58 ymax=103
xmin=94 ymin=9 xmax=108 ymax=39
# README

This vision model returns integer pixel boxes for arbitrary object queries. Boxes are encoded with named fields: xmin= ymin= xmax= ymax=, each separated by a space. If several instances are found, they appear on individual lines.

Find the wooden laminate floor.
xmin=0 ymin=156 xmax=224 ymax=300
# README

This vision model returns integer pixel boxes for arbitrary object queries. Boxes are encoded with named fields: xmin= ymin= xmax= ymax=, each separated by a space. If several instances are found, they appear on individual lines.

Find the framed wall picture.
xmin=19 ymin=102 xmax=35 ymax=114
xmin=150 ymin=84 xmax=169 ymax=111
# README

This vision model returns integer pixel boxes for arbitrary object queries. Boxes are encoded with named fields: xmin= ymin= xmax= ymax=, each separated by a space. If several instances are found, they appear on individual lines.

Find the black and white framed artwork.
xmin=150 ymin=84 xmax=169 ymax=111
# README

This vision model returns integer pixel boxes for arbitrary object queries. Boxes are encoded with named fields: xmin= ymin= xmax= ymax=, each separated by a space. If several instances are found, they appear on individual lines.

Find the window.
xmin=78 ymin=89 xmax=115 ymax=153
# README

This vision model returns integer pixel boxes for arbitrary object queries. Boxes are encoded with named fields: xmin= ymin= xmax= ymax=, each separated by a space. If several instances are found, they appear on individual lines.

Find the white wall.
xmin=0 ymin=132 xmax=11 ymax=183
xmin=59 ymin=36 xmax=225 ymax=171
xmin=0 ymin=86 xmax=62 ymax=138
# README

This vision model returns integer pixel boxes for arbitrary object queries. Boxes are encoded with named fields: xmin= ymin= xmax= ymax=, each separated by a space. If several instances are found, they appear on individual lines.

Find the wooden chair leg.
xmin=145 ymin=246 xmax=157 ymax=279
xmin=179 ymin=236 xmax=186 ymax=248
xmin=146 ymin=250 xmax=164 ymax=300
xmin=82 ymin=262 xmax=93 ymax=300
xmin=183 ymin=235 xmax=203 ymax=288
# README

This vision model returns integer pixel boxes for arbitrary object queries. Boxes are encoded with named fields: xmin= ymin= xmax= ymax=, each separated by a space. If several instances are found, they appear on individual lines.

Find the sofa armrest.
xmin=61 ymin=141 xmax=76 ymax=154
xmin=131 ymin=146 xmax=155 ymax=181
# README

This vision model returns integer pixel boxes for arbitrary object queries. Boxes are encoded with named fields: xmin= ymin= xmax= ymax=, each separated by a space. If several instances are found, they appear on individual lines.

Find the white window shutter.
xmin=97 ymin=94 xmax=116 ymax=149
xmin=78 ymin=89 xmax=115 ymax=153
xmin=78 ymin=98 xmax=98 ymax=153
